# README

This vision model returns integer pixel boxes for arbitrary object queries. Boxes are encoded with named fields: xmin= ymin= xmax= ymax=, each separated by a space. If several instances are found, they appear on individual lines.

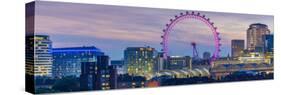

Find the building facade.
xmin=231 ymin=40 xmax=245 ymax=58
xmin=262 ymin=34 xmax=274 ymax=64
xmin=154 ymin=52 xmax=165 ymax=73
xmin=111 ymin=60 xmax=126 ymax=75
xmin=80 ymin=55 xmax=117 ymax=90
xmin=239 ymin=52 xmax=266 ymax=64
xmin=124 ymin=47 xmax=157 ymax=77
xmin=203 ymin=52 xmax=211 ymax=60
xmin=26 ymin=35 xmax=53 ymax=77
xmin=117 ymin=74 xmax=146 ymax=89
xmin=166 ymin=56 xmax=191 ymax=70
xmin=52 ymin=46 xmax=104 ymax=78
xmin=263 ymin=34 xmax=273 ymax=52
xmin=247 ymin=23 xmax=270 ymax=51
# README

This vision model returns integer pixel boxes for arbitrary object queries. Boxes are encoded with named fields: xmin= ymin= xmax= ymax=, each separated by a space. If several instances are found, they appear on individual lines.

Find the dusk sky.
xmin=33 ymin=1 xmax=274 ymax=60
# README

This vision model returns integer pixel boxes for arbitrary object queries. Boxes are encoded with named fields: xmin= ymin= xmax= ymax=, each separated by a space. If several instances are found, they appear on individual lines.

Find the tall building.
xmin=263 ymin=34 xmax=274 ymax=64
xmin=80 ymin=55 xmax=117 ymax=90
xmin=166 ymin=56 xmax=191 ymax=70
xmin=26 ymin=35 xmax=53 ymax=77
xmin=154 ymin=52 xmax=165 ymax=73
xmin=124 ymin=47 xmax=157 ymax=77
xmin=111 ymin=60 xmax=126 ymax=75
xmin=247 ymin=23 xmax=270 ymax=51
xmin=262 ymin=34 xmax=273 ymax=52
xmin=52 ymin=46 xmax=104 ymax=78
xmin=203 ymin=52 xmax=211 ymax=60
xmin=231 ymin=40 xmax=245 ymax=57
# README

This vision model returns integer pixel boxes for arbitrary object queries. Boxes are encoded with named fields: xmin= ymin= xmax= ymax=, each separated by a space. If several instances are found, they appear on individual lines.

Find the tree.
xmin=52 ymin=76 xmax=80 ymax=92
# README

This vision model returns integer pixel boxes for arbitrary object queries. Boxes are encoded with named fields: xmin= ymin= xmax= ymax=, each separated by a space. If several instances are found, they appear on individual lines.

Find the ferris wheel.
xmin=160 ymin=11 xmax=221 ymax=64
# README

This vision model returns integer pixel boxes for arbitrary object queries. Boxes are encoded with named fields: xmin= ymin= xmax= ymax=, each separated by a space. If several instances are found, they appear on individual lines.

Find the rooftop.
xmin=53 ymin=46 xmax=103 ymax=52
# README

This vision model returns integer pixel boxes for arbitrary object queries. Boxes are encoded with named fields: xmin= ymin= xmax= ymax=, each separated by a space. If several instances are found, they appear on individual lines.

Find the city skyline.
xmin=25 ymin=1 xmax=274 ymax=94
xmin=33 ymin=1 xmax=274 ymax=60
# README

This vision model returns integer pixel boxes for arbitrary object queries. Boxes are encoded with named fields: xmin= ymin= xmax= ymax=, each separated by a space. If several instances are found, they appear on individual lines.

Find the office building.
xmin=154 ymin=52 xmax=165 ymax=73
xmin=111 ymin=60 xmax=126 ymax=75
xmin=80 ymin=55 xmax=117 ymax=90
xmin=262 ymin=34 xmax=274 ymax=64
xmin=52 ymin=46 xmax=104 ymax=78
xmin=247 ymin=23 xmax=270 ymax=51
xmin=263 ymin=34 xmax=273 ymax=52
xmin=26 ymin=35 xmax=53 ymax=77
xmin=124 ymin=47 xmax=157 ymax=77
xmin=203 ymin=52 xmax=211 ymax=60
xmin=231 ymin=40 xmax=245 ymax=58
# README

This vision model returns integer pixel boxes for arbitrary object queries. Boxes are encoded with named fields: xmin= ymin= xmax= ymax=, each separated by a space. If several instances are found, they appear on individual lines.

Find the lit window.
xmin=106 ymin=75 xmax=110 ymax=78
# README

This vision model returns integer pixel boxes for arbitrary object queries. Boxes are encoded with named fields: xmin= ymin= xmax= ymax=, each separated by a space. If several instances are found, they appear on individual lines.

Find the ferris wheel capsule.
xmin=191 ymin=11 xmax=195 ymax=15
xmin=180 ymin=13 xmax=184 ymax=16
xmin=202 ymin=15 xmax=206 ymax=18
xmin=170 ymin=19 xmax=173 ymax=22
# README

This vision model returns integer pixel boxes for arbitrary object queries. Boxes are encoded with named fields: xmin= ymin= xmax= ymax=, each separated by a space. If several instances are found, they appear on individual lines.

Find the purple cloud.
xmin=33 ymin=1 xmax=274 ymax=59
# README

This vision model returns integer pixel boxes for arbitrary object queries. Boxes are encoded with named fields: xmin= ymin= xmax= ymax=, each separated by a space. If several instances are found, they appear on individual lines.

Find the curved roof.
xmin=155 ymin=68 xmax=210 ymax=78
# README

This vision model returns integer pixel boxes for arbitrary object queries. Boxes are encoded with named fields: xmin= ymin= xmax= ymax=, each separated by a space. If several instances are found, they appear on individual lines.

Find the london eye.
xmin=160 ymin=11 xmax=222 ymax=65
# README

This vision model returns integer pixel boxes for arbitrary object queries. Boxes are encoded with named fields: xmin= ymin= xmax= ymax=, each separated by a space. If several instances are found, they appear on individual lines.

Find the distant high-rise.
xmin=52 ymin=46 xmax=104 ymax=78
xmin=80 ymin=55 xmax=117 ymax=90
xmin=124 ymin=47 xmax=157 ymax=76
xmin=111 ymin=60 xmax=126 ymax=75
xmin=154 ymin=52 xmax=164 ymax=73
xmin=247 ymin=23 xmax=270 ymax=51
xmin=26 ymin=35 xmax=53 ymax=77
xmin=231 ymin=40 xmax=245 ymax=57
xmin=203 ymin=52 xmax=211 ymax=60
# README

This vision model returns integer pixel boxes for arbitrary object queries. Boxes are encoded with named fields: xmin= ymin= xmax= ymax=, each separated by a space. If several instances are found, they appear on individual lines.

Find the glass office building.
xmin=52 ymin=46 xmax=104 ymax=78
xmin=263 ymin=34 xmax=273 ymax=52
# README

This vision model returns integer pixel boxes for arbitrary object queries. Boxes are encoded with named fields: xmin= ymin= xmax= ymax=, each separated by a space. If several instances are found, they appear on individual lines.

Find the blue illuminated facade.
xmin=52 ymin=46 xmax=104 ymax=78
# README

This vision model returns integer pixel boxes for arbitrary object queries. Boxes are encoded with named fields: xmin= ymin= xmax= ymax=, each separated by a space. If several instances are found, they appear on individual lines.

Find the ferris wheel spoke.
xmin=161 ymin=11 xmax=222 ymax=66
